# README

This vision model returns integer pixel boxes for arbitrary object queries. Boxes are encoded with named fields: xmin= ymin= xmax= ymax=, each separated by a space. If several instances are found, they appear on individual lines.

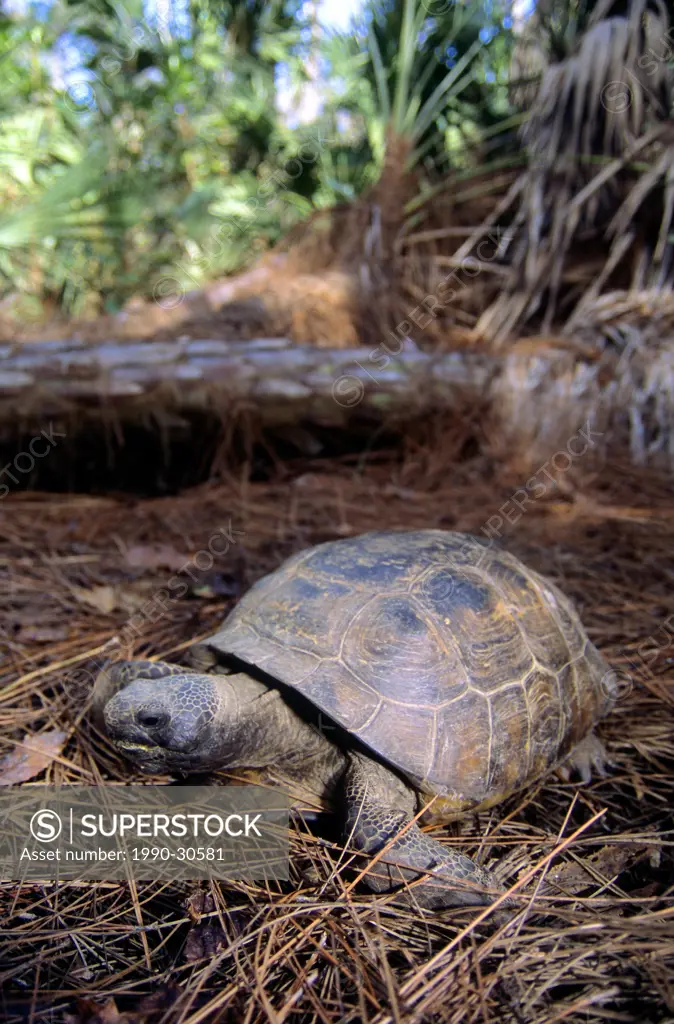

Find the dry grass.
xmin=0 ymin=444 xmax=673 ymax=1023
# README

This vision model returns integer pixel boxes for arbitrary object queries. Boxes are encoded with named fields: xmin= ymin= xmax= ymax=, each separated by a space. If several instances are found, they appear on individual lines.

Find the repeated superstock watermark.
xmin=472 ymin=420 xmax=637 ymax=703
xmin=61 ymin=10 xmax=168 ymax=114
xmin=615 ymin=612 xmax=674 ymax=698
xmin=153 ymin=126 xmax=333 ymax=311
xmin=76 ymin=520 xmax=244 ymax=685
xmin=59 ymin=8 xmax=333 ymax=314
xmin=119 ymin=520 xmax=244 ymax=645
xmin=332 ymin=227 xmax=512 ymax=408
xmin=479 ymin=421 xmax=604 ymax=539
xmin=600 ymin=19 xmax=673 ymax=114
xmin=472 ymin=418 xmax=674 ymax=704
xmin=0 ymin=425 xmax=65 ymax=498
xmin=374 ymin=419 xmax=636 ymax=707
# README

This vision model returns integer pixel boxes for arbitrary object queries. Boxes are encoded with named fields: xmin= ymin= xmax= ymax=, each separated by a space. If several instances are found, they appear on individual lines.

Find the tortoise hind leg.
xmin=557 ymin=731 xmax=611 ymax=784
xmin=342 ymin=752 xmax=504 ymax=910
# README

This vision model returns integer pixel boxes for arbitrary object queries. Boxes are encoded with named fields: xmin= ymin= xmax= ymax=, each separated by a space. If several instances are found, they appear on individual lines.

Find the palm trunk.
xmin=0 ymin=334 xmax=662 ymax=475
xmin=0 ymin=336 xmax=490 ymax=426
xmin=369 ymin=130 xmax=417 ymax=261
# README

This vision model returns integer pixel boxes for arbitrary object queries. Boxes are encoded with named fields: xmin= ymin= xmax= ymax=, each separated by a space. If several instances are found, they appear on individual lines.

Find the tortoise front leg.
xmin=90 ymin=659 xmax=185 ymax=730
xmin=343 ymin=752 xmax=504 ymax=910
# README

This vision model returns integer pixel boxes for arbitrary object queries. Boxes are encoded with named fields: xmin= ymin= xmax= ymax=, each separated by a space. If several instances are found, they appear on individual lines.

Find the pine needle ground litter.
xmin=0 ymin=451 xmax=672 ymax=1023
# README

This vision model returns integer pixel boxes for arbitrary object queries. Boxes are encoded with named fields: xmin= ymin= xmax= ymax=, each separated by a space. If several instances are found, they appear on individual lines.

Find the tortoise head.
xmin=99 ymin=666 xmax=270 ymax=775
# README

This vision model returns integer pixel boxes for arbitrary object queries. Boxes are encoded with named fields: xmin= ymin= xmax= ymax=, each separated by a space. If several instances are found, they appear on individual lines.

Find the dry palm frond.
xmin=564 ymin=290 xmax=674 ymax=465
xmin=509 ymin=30 xmax=548 ymax=111
xmin=490 ymin=329 xmax=674 ymax=475
xmin=459 ymin=0 xmax=674 ymax=345
xmin=522 ymin=1 xmax=670 ymax=163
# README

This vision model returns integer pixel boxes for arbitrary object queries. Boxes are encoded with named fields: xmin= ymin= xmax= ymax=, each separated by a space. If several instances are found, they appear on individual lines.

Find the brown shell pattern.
xmin=210 ymin=531 xmax=613 ymax=810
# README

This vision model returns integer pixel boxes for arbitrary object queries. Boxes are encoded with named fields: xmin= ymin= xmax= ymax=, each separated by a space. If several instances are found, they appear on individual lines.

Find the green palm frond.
xmin=368 ymin=0 xmax=494 ymax=156
xmin=0 ymin=151 xmax=111 ymax=251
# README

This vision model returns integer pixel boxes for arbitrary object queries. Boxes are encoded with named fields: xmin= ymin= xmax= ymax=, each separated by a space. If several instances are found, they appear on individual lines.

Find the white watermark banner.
xmin=0 ymin=786 xmax=289 ymax=882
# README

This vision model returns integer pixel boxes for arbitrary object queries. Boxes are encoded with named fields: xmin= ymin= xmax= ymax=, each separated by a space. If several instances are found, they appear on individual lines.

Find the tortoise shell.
xmin=207 ymin=530 xmax=614 ymax=813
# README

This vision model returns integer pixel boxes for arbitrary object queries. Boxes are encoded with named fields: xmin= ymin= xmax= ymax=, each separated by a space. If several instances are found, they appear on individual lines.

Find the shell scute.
xmin=487 ymin=685 xmax=531 ymax=794
xmin=295 ymin=662 xmax=382 ymax=731
xmin=486 ymin=558 xmax=574 ymax=673
xmin=429 ymin=569 xmax=534 ymax=694
xmin=302 ymin=531 xmax=445 ymax=589
xmin=433 ymin=697 xmax=491 ymax=802
xmin=357 ymin=701 xmax=436 ymax=782
xmin=233 ymin=571 xmax=355 ymax=661
xmin=340 ymin=594 xmax=466 ymax=705
xmin=526 ymin=669 xmax=564 ymax=776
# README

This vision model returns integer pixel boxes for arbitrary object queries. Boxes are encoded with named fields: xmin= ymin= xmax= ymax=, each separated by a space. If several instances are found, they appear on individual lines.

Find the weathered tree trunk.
xmin=0 ymin=336 xmax=493 ymax=429
xmin=0 ymin=334 xmax=668 ymax=477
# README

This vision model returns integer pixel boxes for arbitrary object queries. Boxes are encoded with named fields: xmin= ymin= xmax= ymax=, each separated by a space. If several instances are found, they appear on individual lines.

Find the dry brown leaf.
xmin=184 ymin=921 xmax=227 ymax=961
xmin=116 ymin=585 xmax=151 ymax=614
xmin=0 ymin=729 xmax=67 ymax=785
xmin=64 ymin=987 xmax=180 ymax=1021
xmin=64 ymin=997 xmax=123 ymax=1024
xmin=547 ymin=842 xmax=654 ymax=893
xmin=72 ymin=585 xmax=118 ymax=615
xmin=122 ymin=544 xmax=190 ymax=572
xmin=134 ymin=987 xmax=181 ymax=1019
xmin=16 ymin=624 xmax=68 ymax=643
xmin=71 ymin=583 xmax=149 ymax=616
xmin=185 ymin=888 xmax=214 ymax=921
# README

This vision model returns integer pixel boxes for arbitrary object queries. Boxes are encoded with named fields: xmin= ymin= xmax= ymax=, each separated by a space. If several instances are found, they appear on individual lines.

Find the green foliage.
xmin=320 ymin=0 xmax=514 ymax=190
xmin=203 ymin=0 xmax=304 ymax=59
xmin=0 ymin=0 xmax=517 ymax=320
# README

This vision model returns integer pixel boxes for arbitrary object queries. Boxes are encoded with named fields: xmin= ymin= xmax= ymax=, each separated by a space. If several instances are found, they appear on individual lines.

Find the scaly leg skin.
xmin=343 ymin=752 xmax=506 ymax=911
xmin=557 ymin=731 xmax=612 ymax=784
xmin=90 ymin=659 xmax=185 ymax=730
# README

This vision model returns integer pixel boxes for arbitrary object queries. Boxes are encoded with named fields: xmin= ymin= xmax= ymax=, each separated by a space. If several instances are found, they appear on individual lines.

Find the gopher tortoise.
xmin=95 ymin=530 xmax=616 ymax=909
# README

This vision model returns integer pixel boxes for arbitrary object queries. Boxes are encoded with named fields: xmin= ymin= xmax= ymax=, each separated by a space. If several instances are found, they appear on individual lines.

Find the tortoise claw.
xmin=558 ymin=732 xmax=612 ymax=785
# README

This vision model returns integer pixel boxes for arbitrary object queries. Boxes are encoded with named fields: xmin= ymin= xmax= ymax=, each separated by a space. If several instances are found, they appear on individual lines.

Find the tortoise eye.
xmin=137 ymin=709 xmax=169 ymax=731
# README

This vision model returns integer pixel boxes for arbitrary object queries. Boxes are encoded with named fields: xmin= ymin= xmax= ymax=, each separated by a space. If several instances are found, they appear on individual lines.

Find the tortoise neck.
xmin=230 ymin=677 xmax=342 ymax=772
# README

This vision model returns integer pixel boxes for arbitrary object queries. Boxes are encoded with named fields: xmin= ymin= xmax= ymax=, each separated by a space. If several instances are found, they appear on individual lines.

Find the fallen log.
xmin=0 ymin=335 xmax=492 ymax=426
xmin=0 ymin=334 xmax=671 ymax=480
